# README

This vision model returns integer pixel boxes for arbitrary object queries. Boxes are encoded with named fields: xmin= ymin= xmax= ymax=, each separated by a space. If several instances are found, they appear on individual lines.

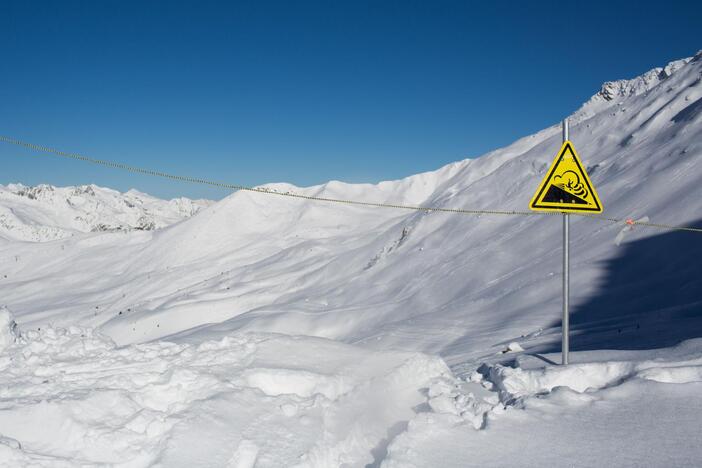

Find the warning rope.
xmin=2 ymin=135 xmax=701 ymax=234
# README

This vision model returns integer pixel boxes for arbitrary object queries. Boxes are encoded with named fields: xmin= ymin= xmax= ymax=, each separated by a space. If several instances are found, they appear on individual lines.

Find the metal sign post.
xmin=529 ymin=119 xmax=603 ymax=365
xmin=561 ymin=119 xmax=570 ymax=365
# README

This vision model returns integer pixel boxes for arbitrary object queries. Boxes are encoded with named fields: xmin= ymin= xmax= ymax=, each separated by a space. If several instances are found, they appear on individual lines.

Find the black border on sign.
xmin=530 ymin=142 xmax=602 ymax=212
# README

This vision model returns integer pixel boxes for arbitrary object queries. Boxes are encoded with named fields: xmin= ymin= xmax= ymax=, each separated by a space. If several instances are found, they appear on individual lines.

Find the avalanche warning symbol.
xmin=529 ymin=141 xmax=603 ymax=213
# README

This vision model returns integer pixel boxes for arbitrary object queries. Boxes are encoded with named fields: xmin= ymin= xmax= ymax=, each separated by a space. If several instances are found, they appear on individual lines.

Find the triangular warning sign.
xmin=529 ymin=141 xmax=603 ymax=213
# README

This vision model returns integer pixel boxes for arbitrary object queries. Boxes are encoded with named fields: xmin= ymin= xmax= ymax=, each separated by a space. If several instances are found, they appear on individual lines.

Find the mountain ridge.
xmin=0 ymin=183 xmax=211 ymax=242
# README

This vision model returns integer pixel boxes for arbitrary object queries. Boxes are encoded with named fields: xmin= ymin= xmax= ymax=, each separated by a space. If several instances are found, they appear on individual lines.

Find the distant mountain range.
xmin=0 ymin=183 xmax=211 ymax=242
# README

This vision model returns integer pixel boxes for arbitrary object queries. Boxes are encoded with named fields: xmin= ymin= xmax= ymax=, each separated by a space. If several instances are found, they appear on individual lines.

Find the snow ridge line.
xmin=2 ymin=135 xmax=701 ymax=233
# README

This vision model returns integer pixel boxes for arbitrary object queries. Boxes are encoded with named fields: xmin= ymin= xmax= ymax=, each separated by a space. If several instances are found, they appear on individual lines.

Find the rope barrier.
xmin=2 ymin=135 xmax=701 ymax=233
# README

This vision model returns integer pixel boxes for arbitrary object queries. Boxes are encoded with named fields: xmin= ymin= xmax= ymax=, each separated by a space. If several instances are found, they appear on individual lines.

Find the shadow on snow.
xmin=550 ymin=219 xmax=702 ymax=353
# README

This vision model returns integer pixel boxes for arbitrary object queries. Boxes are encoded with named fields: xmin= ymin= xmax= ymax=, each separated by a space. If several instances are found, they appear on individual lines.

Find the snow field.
xmin=0 ymin=314 xmax=461 ymax=467
xmin=382 ymin=339 xmax=702 ymax=467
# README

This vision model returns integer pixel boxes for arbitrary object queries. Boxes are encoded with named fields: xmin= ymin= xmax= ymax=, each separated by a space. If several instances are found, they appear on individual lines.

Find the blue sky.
xmin=1 ymin=0 xmax=699 ymax=200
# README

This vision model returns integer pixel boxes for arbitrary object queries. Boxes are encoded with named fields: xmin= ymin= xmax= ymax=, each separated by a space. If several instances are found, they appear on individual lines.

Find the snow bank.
xmin=487 ymin=361 xmax=636 ymax=401
xmin=382 ymin=340 xmax=702 ymax=467
xmin=0 ymin=327 xmax=454 ymax=467
xmin=487 ymin=344 xmax=702 ymax=404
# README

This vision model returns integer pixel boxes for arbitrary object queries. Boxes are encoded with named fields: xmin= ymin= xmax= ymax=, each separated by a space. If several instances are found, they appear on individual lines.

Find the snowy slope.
xmin=0 ymin=183 xmax=211 ymax=242
xmin=0 ymin=318 xmax=454 ymax=467
xmin=3 ymin=52 xmax=700 ymax=359
xmin=1 ymin=52 xmax=701 ymax=467
xmin=3 ymin=313 xmax=700 ymax=467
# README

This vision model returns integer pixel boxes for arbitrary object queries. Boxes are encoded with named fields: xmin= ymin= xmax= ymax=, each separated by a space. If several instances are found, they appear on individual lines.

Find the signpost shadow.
xmin=544 ymin=219 xmax=702 ymax=353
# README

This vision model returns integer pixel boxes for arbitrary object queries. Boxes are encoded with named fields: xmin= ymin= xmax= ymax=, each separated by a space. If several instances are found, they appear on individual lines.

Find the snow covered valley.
xmin=1 ymin=52 xmax=701 ymax=467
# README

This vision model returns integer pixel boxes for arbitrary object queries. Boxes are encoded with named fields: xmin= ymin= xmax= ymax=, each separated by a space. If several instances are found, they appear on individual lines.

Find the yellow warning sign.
xmin=529 ymin=141 xmax=603 ymax=213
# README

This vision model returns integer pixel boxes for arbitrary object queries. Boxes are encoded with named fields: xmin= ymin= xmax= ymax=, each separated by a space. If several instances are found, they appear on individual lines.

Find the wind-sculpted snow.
xmin=0 ymin=183 xmax=210 ymax=242
xmin=0 ymin=326 xmax=453 ymax=467
xmin=381 ymin=339 xmax=702 ymax=467
xmin=2 ymin=323 xmax=701 ymax=466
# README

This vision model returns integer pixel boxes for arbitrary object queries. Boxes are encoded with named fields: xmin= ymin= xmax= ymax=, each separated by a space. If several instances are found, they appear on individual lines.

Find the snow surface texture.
xmin=2 ymin=322 xmax=701 ymax=467
xmin=383 ymin=340 xmax=702 ymax=468
xmin=1 ymin=52 xmax=702 ymax=466
xmin=0 ymin=184 xmax=211 ymax=242
xmin=0 ymin=321 xmax=453 ymax=467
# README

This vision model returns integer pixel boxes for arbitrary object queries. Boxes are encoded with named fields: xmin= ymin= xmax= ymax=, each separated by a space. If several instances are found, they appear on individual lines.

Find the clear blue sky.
xmin=1 ymin=0 xmax=699 ymax=200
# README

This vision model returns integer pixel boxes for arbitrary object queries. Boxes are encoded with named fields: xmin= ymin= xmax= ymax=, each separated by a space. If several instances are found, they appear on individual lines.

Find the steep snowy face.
xmin=0 ymin=183 xmax=212 ymax=242
xmin=1 ymin=52 xmax=701 ymax=362
xmin=598 ymin=58 xmax=690 ymax=101
xmin=570 ymin=54 xmax=697 ymax=122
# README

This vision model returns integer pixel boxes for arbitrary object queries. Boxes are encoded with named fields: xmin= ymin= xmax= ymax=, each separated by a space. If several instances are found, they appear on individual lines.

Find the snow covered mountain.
xmin=0 ymin=183 xmax=211 ymax=242
xmin=1 ymin=52 xmax=701 ymax=467
xmin=5 ymin=52 xmax=698 ymax=357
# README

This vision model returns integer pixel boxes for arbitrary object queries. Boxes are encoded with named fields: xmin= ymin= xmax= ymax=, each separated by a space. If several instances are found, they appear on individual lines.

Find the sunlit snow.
xmin=1 ymin=52 xmax=701 ymax=467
